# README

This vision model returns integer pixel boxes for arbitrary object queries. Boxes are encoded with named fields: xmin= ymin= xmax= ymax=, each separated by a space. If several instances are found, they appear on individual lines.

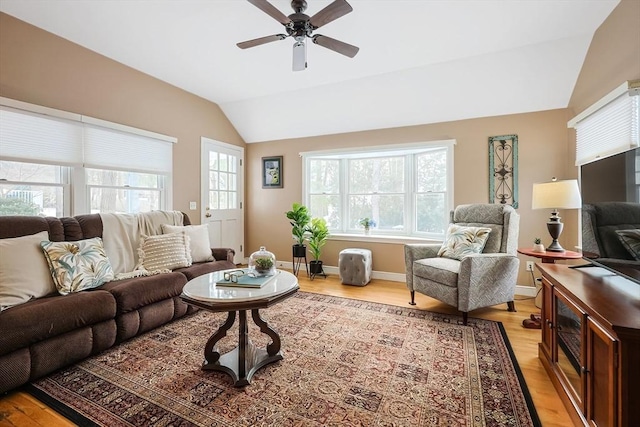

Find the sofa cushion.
xmin=100 ymin=272 xmax=187 ymax=314
xmin=0 ymin=231 xmax=57 ymax=311
xmin=0 ymin=290 xmax=116 ymax=356
xmin=161 ymin=224 xmax=214 ymax=263
xmin=413 ymin=257 xmax=460 ymax=287
xmin=176 ymin=260 xmax=237 ymax=281
xmin=137 ymin=232 xmax=192 ymax=272
xmin=438 ymin=224 xmax=492 ymax=260
xmin=616 ymin=229 xmax=640 ymax=260
xmin=41 ymin=237 xmax=115 ymax=295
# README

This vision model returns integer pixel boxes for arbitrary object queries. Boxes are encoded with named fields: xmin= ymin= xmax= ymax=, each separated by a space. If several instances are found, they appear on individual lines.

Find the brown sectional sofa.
xmin=0 ymin=213 xmax=236 ymax=394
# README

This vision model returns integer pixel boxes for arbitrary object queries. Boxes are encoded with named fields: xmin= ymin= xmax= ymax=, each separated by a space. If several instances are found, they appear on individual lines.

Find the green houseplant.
xmin=307 ymin=217 xmax=329 ymax=278
xmin=533 ymin=237 xmax=545 ymax=253
xmin=285 ymin=203 xmax=311 ymax=275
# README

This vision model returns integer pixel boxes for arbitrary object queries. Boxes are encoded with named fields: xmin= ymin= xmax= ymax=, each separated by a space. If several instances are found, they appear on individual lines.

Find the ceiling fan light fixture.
xmin=239 ymin=0 xmax=357 ymax=70
xmin=292 ymin=40 xmax=307 ymax=71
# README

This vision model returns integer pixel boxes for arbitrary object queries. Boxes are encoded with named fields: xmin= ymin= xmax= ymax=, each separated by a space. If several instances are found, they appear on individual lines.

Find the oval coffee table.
xmin=180 ymin=269 xmax=299 ymax=386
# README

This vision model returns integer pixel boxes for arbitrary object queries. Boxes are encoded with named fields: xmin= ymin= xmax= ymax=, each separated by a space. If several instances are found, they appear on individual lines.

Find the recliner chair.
xmin=404 ymin=204 xmax=520 ymax=324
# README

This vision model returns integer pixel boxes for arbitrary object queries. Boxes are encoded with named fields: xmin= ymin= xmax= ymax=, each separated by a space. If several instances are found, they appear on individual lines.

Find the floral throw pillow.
xmin=615 ymin=229 xmax=640 ymax=260
xmin=437 ymin=224 xmax=492 ymax=260
xmin=41 ymin=237 xmax=115 ymax=295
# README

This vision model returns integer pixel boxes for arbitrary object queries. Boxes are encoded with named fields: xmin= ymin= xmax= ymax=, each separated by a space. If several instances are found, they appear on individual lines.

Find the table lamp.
xmin=531 ymin=178 xmax=582 ymax=252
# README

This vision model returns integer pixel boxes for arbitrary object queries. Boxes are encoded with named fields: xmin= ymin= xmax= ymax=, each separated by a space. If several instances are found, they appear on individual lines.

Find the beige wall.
xmin=0 ymin=13 xmax=245 ymax=217
xmin=568 ymin=0 xmax=640 ymax=115
xmin=247 ymin=109 xmax=574 ymax=285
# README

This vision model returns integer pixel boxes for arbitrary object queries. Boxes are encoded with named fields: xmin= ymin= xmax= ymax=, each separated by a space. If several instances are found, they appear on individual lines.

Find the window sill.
xmin=329 ymin=233 xmax=442 ymax=245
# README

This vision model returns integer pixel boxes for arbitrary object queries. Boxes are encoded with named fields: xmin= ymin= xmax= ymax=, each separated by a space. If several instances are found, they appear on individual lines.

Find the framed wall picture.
xmin=262 ymin=156 xmax=283 ymax=188
xmin=488 ymin=134 xmax=518 ymax=208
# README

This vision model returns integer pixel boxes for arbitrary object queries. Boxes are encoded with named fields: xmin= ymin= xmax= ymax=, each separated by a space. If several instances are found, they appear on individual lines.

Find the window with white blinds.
xmin=570 ymin=81 xmax=640 ymax=166
xmin=0 ymin=106 xmax=83 ymax=166
xmin=0 ymin=99 xmax=176 ymax=215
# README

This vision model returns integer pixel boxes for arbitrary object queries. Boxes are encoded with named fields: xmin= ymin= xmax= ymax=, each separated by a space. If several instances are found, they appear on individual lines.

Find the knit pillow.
xmin=161 ymin=224 xmax=213 ymax=263
xmin=438 ymin=224 xmax=492 ymax=260
xmin=137 ymin=232 xmax=192 ymax=272
xmin=615 ymin=229 xmax=640 ymax=260
xmin=41 ymin=237 xmax=114 ymax=295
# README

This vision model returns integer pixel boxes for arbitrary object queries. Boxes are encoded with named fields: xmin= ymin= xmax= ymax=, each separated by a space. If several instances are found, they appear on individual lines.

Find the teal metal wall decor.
xmin=489 ymin=134 xmax=518 ymax=208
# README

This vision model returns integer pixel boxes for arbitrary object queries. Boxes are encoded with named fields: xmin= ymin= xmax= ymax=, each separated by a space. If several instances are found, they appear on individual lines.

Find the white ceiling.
xmin=0 ymin=0 xmax=620 ymax=143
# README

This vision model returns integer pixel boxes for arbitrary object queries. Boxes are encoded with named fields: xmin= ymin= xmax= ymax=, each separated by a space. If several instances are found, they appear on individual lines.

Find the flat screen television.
xmin=580 ymin=146 xmax=640 ymax=284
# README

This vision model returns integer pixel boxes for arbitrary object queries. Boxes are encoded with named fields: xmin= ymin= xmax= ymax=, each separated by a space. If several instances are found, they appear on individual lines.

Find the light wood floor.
xmin=0 ymin=273 xmax=572 ymax=426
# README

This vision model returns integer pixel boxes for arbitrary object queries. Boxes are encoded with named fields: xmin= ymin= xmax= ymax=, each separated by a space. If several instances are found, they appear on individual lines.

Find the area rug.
xmin=27 ymin=292 xmax=540 ymax=426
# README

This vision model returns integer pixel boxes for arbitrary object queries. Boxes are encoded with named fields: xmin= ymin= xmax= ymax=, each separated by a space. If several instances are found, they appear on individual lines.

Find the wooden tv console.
xmin=537 ymin=263 xmax=640 ymax=427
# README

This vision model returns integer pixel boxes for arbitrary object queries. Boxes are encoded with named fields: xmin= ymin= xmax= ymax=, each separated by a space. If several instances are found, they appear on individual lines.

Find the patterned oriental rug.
xmin=27 ymin=292 xmax=541 ymax=426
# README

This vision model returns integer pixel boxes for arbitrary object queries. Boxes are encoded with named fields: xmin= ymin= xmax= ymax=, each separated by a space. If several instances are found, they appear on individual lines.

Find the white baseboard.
xmin=275 ymin=260 xmax=536 ymax=297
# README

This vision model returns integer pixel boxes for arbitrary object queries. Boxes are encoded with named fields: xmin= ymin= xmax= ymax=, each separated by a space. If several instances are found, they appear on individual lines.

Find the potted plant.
xmin=358 ymin=217 xmax=376 ymax=235
xmin=532 ymin=237 xmax=545 ymax=253
xmin=307 ymin=217 xmax=329 ymax=278
xmin=285 ymin=202 xmax=311 ymax=258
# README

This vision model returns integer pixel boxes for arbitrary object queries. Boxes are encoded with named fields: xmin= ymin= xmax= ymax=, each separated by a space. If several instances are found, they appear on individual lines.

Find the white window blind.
xmin=83 ymin=124 xmax=172 ymax=174
xmin=571 ymin=81 xmax=640 ymax=166
xmin=0 ymin=106 xmax=83 ymax=166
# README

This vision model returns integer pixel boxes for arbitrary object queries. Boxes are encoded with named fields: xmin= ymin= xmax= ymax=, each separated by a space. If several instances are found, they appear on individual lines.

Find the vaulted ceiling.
xmin=0 ymin=0 xmax=620 ymax=143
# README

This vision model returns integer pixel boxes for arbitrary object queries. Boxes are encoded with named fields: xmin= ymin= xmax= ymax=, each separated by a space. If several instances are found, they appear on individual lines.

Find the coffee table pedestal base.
xmin=202 ymin=309 xmax=282 ymax=387
xmin=204 ymin=345 xmax=282 ymax=387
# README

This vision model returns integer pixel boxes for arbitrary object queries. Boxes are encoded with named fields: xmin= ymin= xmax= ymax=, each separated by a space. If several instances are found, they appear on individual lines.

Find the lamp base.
xmin=546 ymin=240 xmax=565 ymax=252
xmin=546 ymin=211 xmax=565 ymax=252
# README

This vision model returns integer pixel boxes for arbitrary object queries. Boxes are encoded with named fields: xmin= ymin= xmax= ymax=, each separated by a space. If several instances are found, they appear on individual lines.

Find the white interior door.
xmin=201 ymin=138 xmax=244 ymax=264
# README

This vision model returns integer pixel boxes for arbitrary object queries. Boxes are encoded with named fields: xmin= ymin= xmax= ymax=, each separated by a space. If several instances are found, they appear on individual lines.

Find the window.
xmin=570 ymin=80 xmax=639 ymax=166
xmin=0 ymin=160 xmax=69 ymax=216
xmin=0 ymin=99 xmax=175 ymax=216
xmin=86 ymin=169 xmax=165 ymax=214
xmin=303 ymin=141 xmax=455 ymax=239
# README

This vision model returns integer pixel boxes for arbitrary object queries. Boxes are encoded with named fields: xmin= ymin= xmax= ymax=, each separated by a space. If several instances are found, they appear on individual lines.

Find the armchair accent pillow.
xmin=161 ymin=224 xmax=213 ymax=263
xmin=137 ymin=232 xmax=192 ymax=272
xmin=41 ymin=237 xmax=115 ymax=295
xmin=615 ymin=229 xmax=640 ymax=260
xmin=437 ymin=224 xmax=492 ymax=260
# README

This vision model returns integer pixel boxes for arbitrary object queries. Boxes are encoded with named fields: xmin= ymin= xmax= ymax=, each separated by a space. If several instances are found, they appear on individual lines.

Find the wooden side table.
xmin=517 ymin=248 xmax=583 ymax=329
xmin=517 ymin=248 xmax=582 ymax=264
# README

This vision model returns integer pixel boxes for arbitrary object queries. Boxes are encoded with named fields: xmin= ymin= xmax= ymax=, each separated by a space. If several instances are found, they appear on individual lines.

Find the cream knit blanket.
xmin=100 ymin=211 xmax=184 ymax=278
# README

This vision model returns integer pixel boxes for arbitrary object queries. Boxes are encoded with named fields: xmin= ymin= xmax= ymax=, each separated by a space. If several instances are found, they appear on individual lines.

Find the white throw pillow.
xmin=0 ymin=231 xmax=56 ymax=311
xmin=161 ymin=224 xmax=213 ymax=263
xmin=137 ymin=232 xmax=192 ymax=272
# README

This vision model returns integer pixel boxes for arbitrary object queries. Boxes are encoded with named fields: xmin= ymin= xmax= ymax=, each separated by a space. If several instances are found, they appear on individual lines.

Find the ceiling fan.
xmin=237 ymin=0 xmax=359 ymax=71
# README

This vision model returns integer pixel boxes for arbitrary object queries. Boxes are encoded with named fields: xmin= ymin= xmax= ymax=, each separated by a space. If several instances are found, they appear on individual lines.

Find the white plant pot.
xmin=532 ymin=244 xmax=546 ymax=253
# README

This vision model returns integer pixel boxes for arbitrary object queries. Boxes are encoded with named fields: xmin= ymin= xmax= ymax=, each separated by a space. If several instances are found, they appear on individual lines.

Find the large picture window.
xmin=303 ymin=141 xmax=455 ymax=239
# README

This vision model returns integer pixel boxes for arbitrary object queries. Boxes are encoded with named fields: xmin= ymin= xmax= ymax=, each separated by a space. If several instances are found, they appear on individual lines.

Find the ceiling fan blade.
xmin=312 ymin=35 xmax=359 ymax=58
xmin=247 ymin=0 xmax=292 ymax=26
xmin=237 ymin=34 xmax=287 ymax=49
xmin=309 ymin=0 xmax=353 ymax=29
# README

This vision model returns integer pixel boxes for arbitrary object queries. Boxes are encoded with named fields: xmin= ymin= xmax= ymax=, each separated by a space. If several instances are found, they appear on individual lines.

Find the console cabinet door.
xmin=585 ymin=317 xmax=618 ymax=427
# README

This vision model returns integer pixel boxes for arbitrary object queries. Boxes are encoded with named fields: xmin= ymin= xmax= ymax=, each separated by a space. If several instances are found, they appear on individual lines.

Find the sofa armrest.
xmin=211 ymin=248 xmax=235 ymax=263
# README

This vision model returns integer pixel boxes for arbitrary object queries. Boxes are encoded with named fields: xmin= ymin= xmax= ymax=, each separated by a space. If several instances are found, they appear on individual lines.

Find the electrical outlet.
xmin=526 ymin=261 xmax=535 ymax=271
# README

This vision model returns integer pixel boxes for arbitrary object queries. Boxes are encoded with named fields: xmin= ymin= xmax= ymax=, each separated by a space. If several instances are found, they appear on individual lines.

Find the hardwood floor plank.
xmin=0 ymin=272 xmax=571 ymax=426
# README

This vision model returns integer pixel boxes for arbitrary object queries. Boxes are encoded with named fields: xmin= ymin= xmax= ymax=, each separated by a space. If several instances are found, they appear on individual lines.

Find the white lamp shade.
xmin=532 ymin=179 xmax=582 ymax=209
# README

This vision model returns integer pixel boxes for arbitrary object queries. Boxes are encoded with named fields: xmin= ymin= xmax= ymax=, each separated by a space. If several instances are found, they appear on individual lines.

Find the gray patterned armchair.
xmin=405 ymin=204 xmax=520 ymax=325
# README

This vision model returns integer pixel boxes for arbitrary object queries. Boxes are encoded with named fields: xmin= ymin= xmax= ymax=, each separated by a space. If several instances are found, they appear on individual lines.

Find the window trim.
xmin=301 ymin=140 xmax=455 ymax=240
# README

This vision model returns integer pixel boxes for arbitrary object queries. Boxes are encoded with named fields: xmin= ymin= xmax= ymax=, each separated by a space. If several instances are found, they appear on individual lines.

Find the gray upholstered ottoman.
xmin=339 ymin=248 xmax=372 ymax=286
